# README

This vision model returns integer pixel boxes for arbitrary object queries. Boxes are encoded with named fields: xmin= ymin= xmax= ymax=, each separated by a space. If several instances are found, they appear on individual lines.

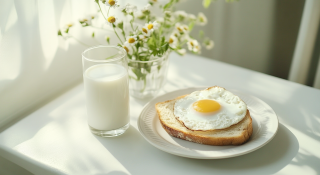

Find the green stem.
xmin=98 ymin=2 xmax=108 ymax=21
xmin=113 ymin=25 xmax=123 ymax=44
xmin=130 ymin=14 xmax=135 ymax=31
xmin=105 ymin=54 xmax=120 ymax=60
xmin=140 ymin=77 xmax=147 ymax=93
xmin=146 ymin=15 xmax=150 ymax=23
xmin=130 ymin=21 xmax=134 ymax=31
xmin=121 ymin=29 xmax=126 ymax=40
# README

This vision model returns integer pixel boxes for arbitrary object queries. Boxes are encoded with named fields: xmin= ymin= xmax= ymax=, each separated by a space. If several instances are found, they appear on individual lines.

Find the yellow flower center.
xmin=108 ymin=0 xmax=115 ymax=6
xmin=184 ymin=26 xmax=188 ymax=30
xmin=83 ymin=19 xmax=88 ymax=22
xmin=142 ymin=28 xmax=148 ymax=34
xmin=177 ymin=27 xmax=183 ymax=32
xmin=128 ymin=38 xmax=136 ymax=43
xmin=169 ymin=38 xmax=174 ymax=44
xmin=147 ymin=24 xmax=154 ymax=30
xmin=108 ymin=16 xmax=116 ymax=23
xmin=123 ymin=46 xmax=129 ymax=53
xmin=190 ymin=41 xmax=194 ymax=47
xmin=67 ymin=24 xmax=73 ymax=27
xmin=199 ymin=17 xmax=204 ymax=22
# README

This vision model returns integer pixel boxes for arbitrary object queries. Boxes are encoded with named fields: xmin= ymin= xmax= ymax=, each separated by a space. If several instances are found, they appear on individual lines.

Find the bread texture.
xmin=155 ymin=91 xmax=253 ymax=146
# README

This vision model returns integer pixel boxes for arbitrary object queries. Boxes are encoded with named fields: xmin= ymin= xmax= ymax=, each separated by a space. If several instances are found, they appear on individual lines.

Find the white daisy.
xmin=203 ymin=39 xmax=214 ymax=49
xmin=125 ymin=3 xmax=137 ymax=14
xmin=188 ymin=14 xmax=196 ymax=21
xmin=119 ymin=5 xmax=127 ymax=14
xmin=197 ymin=12 xmax=207 ymax=26
xmin=168 ymin=35 xmax=178 ymax=49
xmin=144 ymin=21 xmax=160 ymax=33
xmin=171 ymin=31 xmax=180 ymax=38
xmin=66 ymin=23 xmax=73 ymax=28
xmin=177 ymin=48 xmax=186 ymax=56
xmin=156 ymin=17 xmax=164 ymax=24
xmin=122 ymin=42 xmax=132 ymax=54
xmin=126 ymin=35 xmax=138 ymax=45
xmin=181 ymin=24 xmax=189 ymax=33
xmin=175 ymin=23 xmax=187 ymax=34
xmin=79 ymin=17 xmax=92 ymax=26
xmin=141 ymin=4 xmax=151 ymax=14
xmin=139 ymin=35 xmax=148 ymax=41
xmin=141 ymin=26 xmax=150 ymax=36
xmin=194 ymin=44 xmax=201 ymax=54
xmin=164 ymin=11 xmax=172 ymax=18
xmin=105 ymin=0 xmax=118 ymax=8
xmin=175 ymin=10 xmax=188 ymax=21
xmin=106 ymin=16 xmax=117 ymax=26
xmin=180 ymin=33 xmax=191 ymax=42
xmin=187 ymin=39 xmax=200 ymax=53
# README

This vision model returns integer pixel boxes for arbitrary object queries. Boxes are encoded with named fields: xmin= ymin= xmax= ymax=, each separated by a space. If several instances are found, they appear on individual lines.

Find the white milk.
xmin=83 ymin=64 xmax=129 ymax=131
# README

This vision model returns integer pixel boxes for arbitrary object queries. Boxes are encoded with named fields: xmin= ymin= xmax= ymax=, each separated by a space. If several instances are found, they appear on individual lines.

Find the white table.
xmin=1 ymin=53 xmax=320 ymax=175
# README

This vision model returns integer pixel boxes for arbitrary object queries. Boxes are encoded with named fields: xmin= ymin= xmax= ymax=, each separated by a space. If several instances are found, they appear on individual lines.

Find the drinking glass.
xmin=82 ymin=45 xmax=129 ymax=137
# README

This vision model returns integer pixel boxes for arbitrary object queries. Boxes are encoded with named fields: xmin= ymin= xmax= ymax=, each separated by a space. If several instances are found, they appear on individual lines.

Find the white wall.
xmin=177 ymin=0 xmax=304 ymax=79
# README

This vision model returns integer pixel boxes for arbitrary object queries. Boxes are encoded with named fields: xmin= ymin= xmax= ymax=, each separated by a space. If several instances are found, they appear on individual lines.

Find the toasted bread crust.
xmin=155 ymin=87 xmax=253 ymax=146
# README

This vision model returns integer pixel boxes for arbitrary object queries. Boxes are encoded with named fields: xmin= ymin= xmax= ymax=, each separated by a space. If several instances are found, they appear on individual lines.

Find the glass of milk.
xmin=82 ymin=45 xmax=129 ymax=137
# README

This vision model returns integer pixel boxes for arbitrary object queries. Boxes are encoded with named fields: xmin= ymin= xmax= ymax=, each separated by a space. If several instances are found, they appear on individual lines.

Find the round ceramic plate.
xmin=137 ymin=87 xmax=278 ymax=159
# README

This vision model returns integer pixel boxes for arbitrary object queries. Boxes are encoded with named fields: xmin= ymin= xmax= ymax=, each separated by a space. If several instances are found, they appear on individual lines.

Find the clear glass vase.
xmin=127 ymin=51 xmax=170 ymax=99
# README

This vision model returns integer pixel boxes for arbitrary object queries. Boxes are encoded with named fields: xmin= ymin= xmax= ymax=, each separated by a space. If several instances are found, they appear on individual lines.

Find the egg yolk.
xmin=192 ymin=99 xmax=220 ymax=113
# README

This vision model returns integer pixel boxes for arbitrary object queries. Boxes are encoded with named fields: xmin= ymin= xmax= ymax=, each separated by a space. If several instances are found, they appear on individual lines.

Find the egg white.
xmin=173 ymin=87 xmax=247 ymax=131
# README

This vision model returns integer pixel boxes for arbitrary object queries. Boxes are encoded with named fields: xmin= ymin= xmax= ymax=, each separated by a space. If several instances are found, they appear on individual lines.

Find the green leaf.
xmin=92 ymin=32 xmax=95 ymax=38
xmin=138 ymin=15 xmax=146 ymax=20
xmin=188 ymin=21 xmax=195 ymax=31
xmin=163 ymin=0 xmax=174 ymax=10
xmin=163 ymin=24 xmax=172 ymax=28
xmin=131 ymin=68 xmax=147 ymax=81
xmin=57 ymin=30 xmax=62 ymax=36
xmin=65 ymin=28 xmax=69 ymax=34
xmin=106 ymin=36 xmax=110 ymax=44
xmin=203 ymin=0 xmax=212 ymax=8
xmin=161 ymin=36 xmax=165 ymax=45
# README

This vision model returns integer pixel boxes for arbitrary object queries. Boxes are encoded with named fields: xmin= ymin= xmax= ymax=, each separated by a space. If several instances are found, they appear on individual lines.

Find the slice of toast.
xmin=155 ymin=95 xmax=253 ymax=146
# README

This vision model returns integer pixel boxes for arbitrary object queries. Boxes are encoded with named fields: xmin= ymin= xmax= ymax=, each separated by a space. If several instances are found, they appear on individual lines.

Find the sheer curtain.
xmin=288 ymin=0 xmax=320 ymax=89
xmin=0 ymin=0 xmax=102 ymax=129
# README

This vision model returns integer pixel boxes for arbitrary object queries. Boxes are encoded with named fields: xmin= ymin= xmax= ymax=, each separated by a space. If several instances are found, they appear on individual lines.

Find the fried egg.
xmin=173 ymin=87 xmax=247 ymax=131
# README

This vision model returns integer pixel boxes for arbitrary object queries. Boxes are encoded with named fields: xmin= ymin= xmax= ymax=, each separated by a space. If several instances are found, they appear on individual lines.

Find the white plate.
xmin=137 ymin=87 xmax=278 ymax=159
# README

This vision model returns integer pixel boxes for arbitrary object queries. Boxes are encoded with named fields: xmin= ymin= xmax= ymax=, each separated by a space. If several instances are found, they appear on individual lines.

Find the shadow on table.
xmin=94 ymin=123 xmax=299 ymax=175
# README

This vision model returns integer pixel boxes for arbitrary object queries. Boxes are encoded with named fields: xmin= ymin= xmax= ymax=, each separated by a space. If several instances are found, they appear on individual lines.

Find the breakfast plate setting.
xmin=137 ymin=87 xmax=279 ymax=159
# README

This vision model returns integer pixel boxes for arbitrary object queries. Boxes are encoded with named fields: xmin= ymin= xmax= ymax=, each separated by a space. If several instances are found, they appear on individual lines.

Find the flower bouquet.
xmin=58 ymin=0 xmax=214 ymax=98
